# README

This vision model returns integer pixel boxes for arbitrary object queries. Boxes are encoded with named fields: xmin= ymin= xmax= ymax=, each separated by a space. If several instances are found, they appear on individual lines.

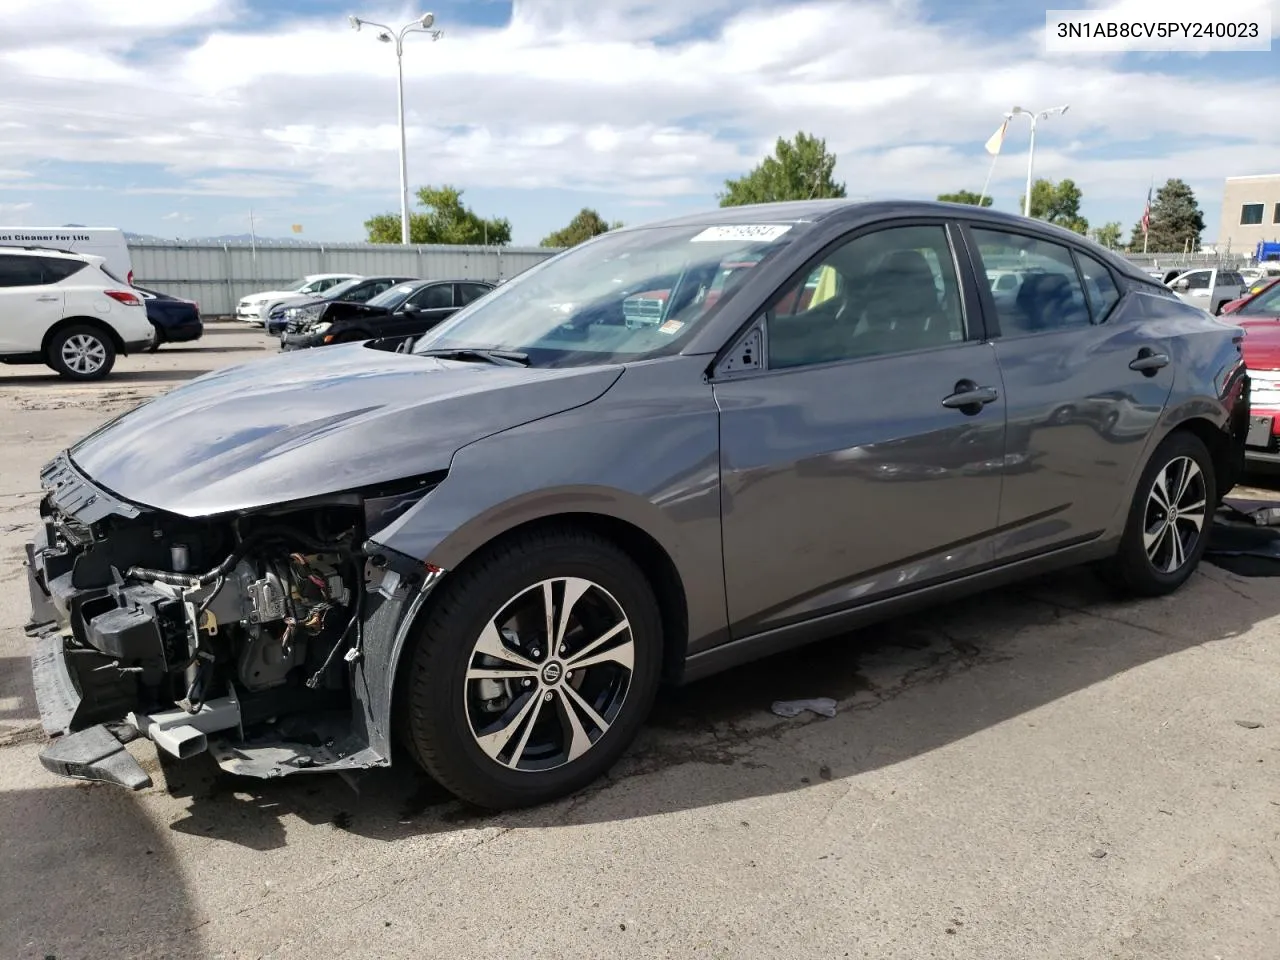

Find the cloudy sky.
xmin=1 ymin=0 xmax=1277 ymax=245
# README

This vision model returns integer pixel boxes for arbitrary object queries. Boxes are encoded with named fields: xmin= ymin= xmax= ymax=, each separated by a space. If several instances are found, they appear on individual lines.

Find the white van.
xmin=0 ymin=227 xmax=134 ymax=286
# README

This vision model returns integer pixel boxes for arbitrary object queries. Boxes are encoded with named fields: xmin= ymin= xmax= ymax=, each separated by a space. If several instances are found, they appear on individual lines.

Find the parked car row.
xmin=275 ymin=277 xmax=496 ymax=351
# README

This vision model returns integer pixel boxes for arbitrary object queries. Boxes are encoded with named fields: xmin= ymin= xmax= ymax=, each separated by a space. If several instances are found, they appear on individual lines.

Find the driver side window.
xmin=766 ymin=224 xmax=966 ymax=370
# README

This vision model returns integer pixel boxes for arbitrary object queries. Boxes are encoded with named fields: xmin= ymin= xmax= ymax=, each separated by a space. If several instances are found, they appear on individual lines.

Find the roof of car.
xmin=628 ymin=199 xmax=1151 ymax=283
xmin=0 ymin=246 xmax=88 ymax=260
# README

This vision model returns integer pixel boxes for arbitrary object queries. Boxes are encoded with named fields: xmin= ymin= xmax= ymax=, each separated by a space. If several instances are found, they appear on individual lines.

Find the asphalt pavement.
xmin=2 ymin=324 xmax=1278 ymax=960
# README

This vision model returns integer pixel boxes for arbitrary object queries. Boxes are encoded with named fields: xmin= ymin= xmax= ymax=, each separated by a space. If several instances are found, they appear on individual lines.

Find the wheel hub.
xmin=463 ymin=576 xmax=635 ymax=773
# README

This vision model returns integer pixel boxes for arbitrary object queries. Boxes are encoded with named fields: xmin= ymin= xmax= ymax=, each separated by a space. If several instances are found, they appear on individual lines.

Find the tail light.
xmin=104 ymin=290 xmax=142 ymax=306
xmin=127 ymin=269 xmax=134 ymax=285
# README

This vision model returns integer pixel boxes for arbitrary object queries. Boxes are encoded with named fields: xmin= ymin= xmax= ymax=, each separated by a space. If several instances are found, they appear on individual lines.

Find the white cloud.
xmin=0 ymin=0 xmax=1275 ymax=229
xmin=0 ymin=201 xmax=35 ymax=216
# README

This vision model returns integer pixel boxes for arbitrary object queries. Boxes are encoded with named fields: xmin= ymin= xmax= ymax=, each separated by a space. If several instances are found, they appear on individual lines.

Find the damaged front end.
xmin=26 ymin=452 xmax=442 ymax=790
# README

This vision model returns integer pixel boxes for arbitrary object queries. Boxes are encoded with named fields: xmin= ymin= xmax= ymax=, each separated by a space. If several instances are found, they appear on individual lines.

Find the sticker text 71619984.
xmin=689 ymin=225 xmax=792 ymax=243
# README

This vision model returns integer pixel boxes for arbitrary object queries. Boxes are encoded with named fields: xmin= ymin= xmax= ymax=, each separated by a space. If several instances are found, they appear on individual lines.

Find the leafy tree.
xmin=937 ymin=190 xmax=992 ymax=207
xmin=1020 ymin=178 xmax=1088 ymax=234
xmin=1128 ymin=178 xmax=1205 ymax=252
xmin=1090 ymin=221 xmax=1123 ymax=249
xmin=365 ymin=185 xmax=511 ymax=245
xmin=719 ymin=132 xmax=846 ymax=206
xmin=540 ymin=208 xmax=623 ymax=248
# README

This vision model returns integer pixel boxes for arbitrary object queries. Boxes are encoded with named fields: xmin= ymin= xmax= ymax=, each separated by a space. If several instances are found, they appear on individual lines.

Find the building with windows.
xmin=1219 ymin=174 xmax=1280 ymax=255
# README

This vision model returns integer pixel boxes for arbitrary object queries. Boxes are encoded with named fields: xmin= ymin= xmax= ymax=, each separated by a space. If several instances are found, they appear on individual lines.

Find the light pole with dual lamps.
xmin=348 ymin=12 xmax=444 ymax=244
xmin=1009 ymin=104 xmax=1069 ymax=217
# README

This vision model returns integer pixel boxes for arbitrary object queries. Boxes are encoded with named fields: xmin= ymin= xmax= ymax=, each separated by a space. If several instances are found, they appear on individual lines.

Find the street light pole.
xmin=1009 ymin=104 xmax=1069 ymax=218
xmin=349 ymin=12 xmax=444 ymax=245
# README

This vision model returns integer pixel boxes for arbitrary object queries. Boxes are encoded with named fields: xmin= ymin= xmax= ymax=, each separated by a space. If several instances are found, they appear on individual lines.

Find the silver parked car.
xmin=25 ymin=200 xmax=1250 ymax=810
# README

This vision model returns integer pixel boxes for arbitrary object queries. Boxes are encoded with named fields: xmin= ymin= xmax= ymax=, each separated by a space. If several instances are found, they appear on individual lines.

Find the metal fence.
xmin=1120 ymin=251 xmax=1253 ymax=270
xmin=127 ymin=239 xmax=560 ymax=316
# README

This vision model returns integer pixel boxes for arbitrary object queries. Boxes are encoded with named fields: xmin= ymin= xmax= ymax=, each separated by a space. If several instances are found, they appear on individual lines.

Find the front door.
xmin=714 ymin=221 xmax=1007 ymax=637
xmin=960 ymin=224 xmax=1175 ymax=560
xmin=391 ymin=282 xmax=456 ymax=338
xmin=0 ymin=254 xmax=65 ymax=353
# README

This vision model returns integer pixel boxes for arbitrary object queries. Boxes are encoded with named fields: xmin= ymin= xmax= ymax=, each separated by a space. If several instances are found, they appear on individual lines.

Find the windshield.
xmin=285 ymin=277 xmax=315 ymax=291
xmin=411 ymin=223 xmax=801 ymax=366
xmin=321 ymin=278 xmax=364 ymax=300
xmin=367 ymin=281 xmax=425 ymax=310
xmin=1241 ymin=282 xmax=1280 ymax=316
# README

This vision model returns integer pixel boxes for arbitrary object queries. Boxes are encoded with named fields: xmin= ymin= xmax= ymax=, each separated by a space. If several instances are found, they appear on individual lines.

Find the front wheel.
xmin=404 ymin=528 xmax=663 ymax=810
xmin=1100 ymin=430 xmax=1215 ymax=596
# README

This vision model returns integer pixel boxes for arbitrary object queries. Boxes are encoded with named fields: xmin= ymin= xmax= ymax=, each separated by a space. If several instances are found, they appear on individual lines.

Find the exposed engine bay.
xmin=26 ymin=452 xmax=439 ymax=790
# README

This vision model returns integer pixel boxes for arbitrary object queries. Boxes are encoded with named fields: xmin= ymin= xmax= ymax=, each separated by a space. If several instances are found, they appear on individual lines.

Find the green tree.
xmin=365 ymin=185 xmax=512 ymax=245
xmin=540 ymin=208 xmax=623 ymax=248
xmin=1128 ymin=178 xmax=1205 ymax=252
xmin=937 ymin=190 xmax=992 ymax=207
xmin=1091 ymin=221 xmax=1123 ymax=249
xmin=719 ymin=132 xmax=846 ymax=206
xmin=1020 ymin=178 xmax=1088 ymax=234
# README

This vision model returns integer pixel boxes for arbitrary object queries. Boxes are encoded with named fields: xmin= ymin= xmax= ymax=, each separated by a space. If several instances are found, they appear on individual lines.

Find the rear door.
xmin=714 ymin=219 xmax=1007 ymax=636
xmin=457 ymin=282 xmax=494 ymax=307
xmin=0 ymin=255 xmax=65 ymax=352
xmin=960 ymin=223 xmax=1175 ymax=560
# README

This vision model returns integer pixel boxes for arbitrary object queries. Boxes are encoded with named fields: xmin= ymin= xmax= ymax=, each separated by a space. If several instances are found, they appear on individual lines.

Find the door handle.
xmin=1129 ymin=347 xmax=1169 ymax=376
xmin=941 ymin=380 xmax=999 ymax=414
xmin=36 ymin=295 xmax=59 ymax=302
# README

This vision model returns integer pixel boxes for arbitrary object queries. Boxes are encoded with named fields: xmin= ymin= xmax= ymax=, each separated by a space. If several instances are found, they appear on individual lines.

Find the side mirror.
xmin=1173 ymin=278 xmax=1190 ymax=291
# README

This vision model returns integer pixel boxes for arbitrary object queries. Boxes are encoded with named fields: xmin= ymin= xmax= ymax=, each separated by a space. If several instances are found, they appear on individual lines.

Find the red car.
xmin=1233 ymin=278 xmax=1280 ymax=462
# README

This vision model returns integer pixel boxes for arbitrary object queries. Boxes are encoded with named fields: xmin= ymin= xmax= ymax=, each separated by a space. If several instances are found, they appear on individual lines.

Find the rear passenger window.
xmin=458 ymin=283 xmax=492 ymax=306
xmin=970 ymin=228 xmax=1090 ymax=336
xmin=1074 ymin=253 xmax=1120 ymax=322
xmin=766 ymin=224 xmax=966 ymax=369
xmin=39 ymin=258 xmax=86 ymax=283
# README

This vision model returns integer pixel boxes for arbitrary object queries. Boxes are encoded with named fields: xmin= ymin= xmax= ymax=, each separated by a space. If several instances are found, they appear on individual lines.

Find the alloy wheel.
xmin=1143 ymin=455 xmax=1208 ymax=574
xmin=463 ymin=577 xmax=634 ymax=772
xmin=61 ymin=334 xmax=107 ymax=375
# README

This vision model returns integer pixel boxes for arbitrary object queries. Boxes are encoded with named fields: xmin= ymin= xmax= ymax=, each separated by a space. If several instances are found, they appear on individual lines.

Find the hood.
xmin=1241 ymin=318 xmax=1280 ymax=372
xmin=68 ymin=344 xmax=623 ymax=517
xmin=245 ymin=290 xmax=302 ymax=303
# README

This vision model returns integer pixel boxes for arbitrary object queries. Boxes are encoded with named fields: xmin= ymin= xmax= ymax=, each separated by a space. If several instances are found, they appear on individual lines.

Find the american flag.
xmin=1141 ymin=186 xmax=1152 ymax=234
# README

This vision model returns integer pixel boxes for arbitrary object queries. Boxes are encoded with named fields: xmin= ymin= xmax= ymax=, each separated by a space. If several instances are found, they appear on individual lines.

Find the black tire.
xmin=333 ymin=329 xmax=369 ymax=344
xmin=46 ymin=324 xmax=116 ymax=380
xmin=1099 ymin=430 xmax=1216 ymax=597
xmin=404 ymin=527 xmax=663 ymax=810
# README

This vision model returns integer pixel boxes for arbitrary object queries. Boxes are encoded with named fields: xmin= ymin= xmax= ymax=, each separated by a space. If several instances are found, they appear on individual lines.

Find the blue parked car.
xmin=136 ymin=286 xmax=202 ymax=351
xmin=265 ymin=275 xmax=416 ymax=335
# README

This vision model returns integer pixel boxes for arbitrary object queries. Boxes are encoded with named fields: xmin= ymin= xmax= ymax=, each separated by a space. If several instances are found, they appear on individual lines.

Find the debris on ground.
xmin=771 ymin=698 xmax=838 ymax=719
xmin=1235 ymin=720 xmax=1264 ymax=730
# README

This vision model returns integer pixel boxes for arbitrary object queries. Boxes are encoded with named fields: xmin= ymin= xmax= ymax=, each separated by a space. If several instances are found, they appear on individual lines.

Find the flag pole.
xmin=1142 ymin=177 xmax=1153 ymax=254
xmin=978 ymin=114 xmax=1011 ymax=208
xmin=977 ymin=151 xmax=999 ymax=208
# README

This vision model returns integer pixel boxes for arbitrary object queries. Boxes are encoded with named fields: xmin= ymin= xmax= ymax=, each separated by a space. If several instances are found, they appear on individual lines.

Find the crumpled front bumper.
xmin=26 ymin=546 xmax=154 ymax=790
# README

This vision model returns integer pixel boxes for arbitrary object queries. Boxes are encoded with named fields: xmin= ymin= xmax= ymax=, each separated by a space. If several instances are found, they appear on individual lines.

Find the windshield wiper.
xmin=415 ymin=347 xmax=531 ymax=367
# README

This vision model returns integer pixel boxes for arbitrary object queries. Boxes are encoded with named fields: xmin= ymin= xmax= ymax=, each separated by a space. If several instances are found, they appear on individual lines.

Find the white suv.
xmin=235 ymin=273 xmax=360 ymax=324
xmin=0 ymin=247 xmax=152 ymax=380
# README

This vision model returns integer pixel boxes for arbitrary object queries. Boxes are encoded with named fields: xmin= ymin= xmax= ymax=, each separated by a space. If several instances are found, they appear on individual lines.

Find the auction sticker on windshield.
xmin=690 ymin=225 xmax=792 ymax=243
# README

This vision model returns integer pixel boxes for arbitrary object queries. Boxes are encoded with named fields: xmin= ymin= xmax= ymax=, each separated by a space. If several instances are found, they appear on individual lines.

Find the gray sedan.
xmin=24 ymin=200 xmax=1250 ymax=811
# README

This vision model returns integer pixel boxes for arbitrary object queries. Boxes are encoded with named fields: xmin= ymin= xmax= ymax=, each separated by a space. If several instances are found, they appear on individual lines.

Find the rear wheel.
xmin=46 ymin=324 xmax=116 ymax=380
xmin=404 ymin=528 xmax=663 ymax=810
xmin=1100 ymin=430 xmax=1215 ymax=596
